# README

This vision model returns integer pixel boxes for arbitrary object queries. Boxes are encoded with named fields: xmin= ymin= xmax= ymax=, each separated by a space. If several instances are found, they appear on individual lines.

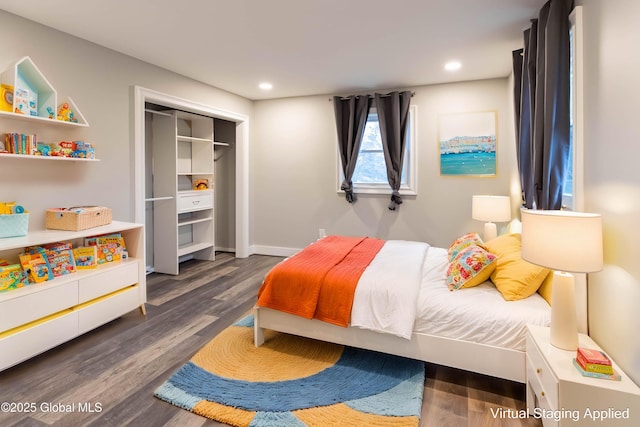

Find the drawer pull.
xmin=192 ymin=200 xmax=200 ymax=205
xmin=536 ymin=368 xmax=542 ymax=374
xmin=541 ymin=391 xmax=545 ymax=397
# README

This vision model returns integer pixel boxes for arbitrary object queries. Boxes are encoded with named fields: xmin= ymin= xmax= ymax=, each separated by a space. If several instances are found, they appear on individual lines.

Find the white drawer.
xmin=0 ymin=310 xmax=78 ymax=370
xmin=78 ymin=261 xmax=139 ymax=303
xmin=77 ymin=286 xmax=140 ymax=334
xmin=526 ymin=333 xmax=558 ymax=408
xmin=178 ymin=191 xmax=213 ymax=213
xmin=0 ymin=281 xmax=79 ymax=331
xmin=526 ymin=358 xmax=559 ymax=426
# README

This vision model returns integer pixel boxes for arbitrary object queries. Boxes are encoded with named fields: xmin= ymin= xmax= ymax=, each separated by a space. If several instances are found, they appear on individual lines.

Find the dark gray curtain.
xmin=513 ymin=0 xmax=573 ymax=209
xmin=333 ymin=95 xmax=371 ymax=203
xmin=375 ymin=91 xmax=412 ymax=210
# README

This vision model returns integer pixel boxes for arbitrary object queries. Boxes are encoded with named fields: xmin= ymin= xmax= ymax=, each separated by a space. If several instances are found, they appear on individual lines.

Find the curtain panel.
xmin=333 ymin=95 xmax=372 ymax=203
xmin=513 ymin=0 xmax=574 ymax=210
xmin=375 ymin=91 xmax=412 ymax=210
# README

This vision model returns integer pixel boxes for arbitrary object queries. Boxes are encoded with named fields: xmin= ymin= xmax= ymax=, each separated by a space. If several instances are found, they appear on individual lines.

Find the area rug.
xmin=154 ymin=315 xmax=425 ymax=426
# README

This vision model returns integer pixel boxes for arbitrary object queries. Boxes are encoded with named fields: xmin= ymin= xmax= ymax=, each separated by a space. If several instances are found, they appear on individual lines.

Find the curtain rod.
xmin=329 ymin=92 xmax=415 ymax=101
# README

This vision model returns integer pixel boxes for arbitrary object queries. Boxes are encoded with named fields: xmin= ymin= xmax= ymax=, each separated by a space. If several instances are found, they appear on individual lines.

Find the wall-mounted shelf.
xmin=0 ymin=110 xmax=88 ymax=127
xmin=1 ymin=57 xmax=88 ymax=126
xmin=0 ymin=153 xmax=100 ymax=162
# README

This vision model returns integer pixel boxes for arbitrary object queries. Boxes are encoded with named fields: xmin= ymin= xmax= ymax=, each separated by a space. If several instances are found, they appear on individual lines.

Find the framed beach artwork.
xmin=439 ymin=111 xmax=497 ymax=176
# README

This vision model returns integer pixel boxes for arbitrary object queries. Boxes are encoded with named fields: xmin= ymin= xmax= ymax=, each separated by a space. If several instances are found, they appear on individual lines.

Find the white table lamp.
xmin=472 ymin=195 xmax=511 ymax=241
xmin=521 ymin=209 xmax=603 ymax=350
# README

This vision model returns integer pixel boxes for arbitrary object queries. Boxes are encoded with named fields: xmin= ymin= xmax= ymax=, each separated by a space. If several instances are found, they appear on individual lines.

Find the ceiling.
xmin=0 ymin=0 xmax=545 ymax=100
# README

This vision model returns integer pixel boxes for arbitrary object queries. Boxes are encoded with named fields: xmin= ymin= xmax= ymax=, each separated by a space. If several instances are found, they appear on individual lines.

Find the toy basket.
xmin=0 ymin=213 xmax=29 ymax=238
xmin=46 ymin=206 xmax=112 ymax=231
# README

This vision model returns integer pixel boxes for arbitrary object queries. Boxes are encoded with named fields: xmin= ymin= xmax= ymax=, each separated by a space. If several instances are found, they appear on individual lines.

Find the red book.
xmin=577 ymin=347 xmax=611 ymax=365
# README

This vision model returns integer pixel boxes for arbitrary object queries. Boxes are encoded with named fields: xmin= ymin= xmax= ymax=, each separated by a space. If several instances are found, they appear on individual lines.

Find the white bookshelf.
xmin=149 ymin=110 xmax=215 ymax=275
xmin=0 ymin=221 xmax=146 ymax=371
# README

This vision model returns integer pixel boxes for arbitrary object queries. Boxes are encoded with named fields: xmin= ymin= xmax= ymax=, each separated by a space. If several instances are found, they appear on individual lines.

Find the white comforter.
xmin=414 ymin=247 xmax=551 ymax=351
xmin=350 ymin=242 xmax=551 ymax=350
xmin=350 ymin=240 xmax=429 ymax=339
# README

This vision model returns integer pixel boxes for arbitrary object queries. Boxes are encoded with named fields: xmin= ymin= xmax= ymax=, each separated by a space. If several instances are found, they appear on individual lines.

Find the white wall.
xmin=0 ymin=10 xmax=251 ymax=230
xmin=577 ymin=0 xmax=640 ymax=385
xmin=251 ymin=78 xmax=519 ymax=253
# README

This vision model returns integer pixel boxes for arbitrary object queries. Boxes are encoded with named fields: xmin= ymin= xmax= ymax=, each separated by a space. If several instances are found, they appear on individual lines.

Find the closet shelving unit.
xmin=149 ymin=110 xmax=217 ymax=275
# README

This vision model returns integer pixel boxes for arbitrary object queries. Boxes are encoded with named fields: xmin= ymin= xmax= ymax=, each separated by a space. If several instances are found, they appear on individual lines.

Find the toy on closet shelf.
xmin=193 ymin=179 xmax=209 ymax=190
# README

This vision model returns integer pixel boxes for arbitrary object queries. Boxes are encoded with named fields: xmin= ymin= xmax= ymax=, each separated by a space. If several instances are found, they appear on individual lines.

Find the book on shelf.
xmin=3 ymin=133 xmax=37 ymax=155
xmin=573 ymin=359 xmax=621 ymax=381
xmin=42 ymin=243 xmax=76 ymax=277
xmin=19 ymin=249 xmax=53 ymax=283
xmin=85 ymin=233 xmax=127 ymax=264
xmin=72 ymin=246 xmax=98 ymax=270
xmin=0 ymin=264 xmax=30 ymax=292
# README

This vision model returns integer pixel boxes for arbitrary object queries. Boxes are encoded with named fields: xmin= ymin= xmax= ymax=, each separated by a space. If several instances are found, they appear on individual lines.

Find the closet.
xmin=144 ymin=105 xmax=235 ymax=275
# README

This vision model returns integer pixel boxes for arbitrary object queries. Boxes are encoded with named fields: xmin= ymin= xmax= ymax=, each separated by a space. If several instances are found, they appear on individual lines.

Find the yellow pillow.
xmin=480 ymin=233 xmax=550 ymax=301
xmin=537 ymin=271 xmax=554 ymax=306
xmin=447 ymin=232 xmax=483 ymax=262
xmin=446 ymin=245 xmax=497 ymax=290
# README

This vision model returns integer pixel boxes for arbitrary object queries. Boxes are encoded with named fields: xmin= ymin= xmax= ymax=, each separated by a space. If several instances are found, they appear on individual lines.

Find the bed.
xmin=253 ymin=234 xmax=587 ymax=383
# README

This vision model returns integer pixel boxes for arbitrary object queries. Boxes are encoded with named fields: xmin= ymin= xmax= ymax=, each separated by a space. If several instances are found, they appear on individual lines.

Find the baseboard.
xmin=215 ymin=246 xmax=235 ymax=254
xmin=250 ymin=245 xmax=300 ymax=257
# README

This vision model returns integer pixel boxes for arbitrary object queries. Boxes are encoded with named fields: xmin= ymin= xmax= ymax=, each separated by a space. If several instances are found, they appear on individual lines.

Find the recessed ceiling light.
xmin=444 ymin=61 xmax=462 ymax=71
xmin=259 ymin=82 xmax=273 ymax=90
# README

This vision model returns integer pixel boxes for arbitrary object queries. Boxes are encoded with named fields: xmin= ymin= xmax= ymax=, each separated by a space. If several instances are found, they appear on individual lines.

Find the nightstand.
xmin=526 ymin=325 xmax=640 ymax=426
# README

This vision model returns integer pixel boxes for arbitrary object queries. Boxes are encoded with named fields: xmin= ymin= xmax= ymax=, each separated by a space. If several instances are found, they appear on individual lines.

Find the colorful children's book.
xmin=0 ymin=264 xmax=30 ymax=292
xmin=576 ymin=348 xmax=614 ymax=375
xmin=573 ymin=359 xmax=621 ymax=381
xmin=73 ymin=246 xmax=98 ymax=269
xmin=39 ymin=242 xmax=76 ymax=277
xmin=577 ymin=347 xmax=611 ymax=365
xmin=19 ymin=249 xmax=53 ymax=283
xmin=86 ymin=233 xmax=126 ymax=264
xmin=47 ymin=248 xmax=76 ymax=277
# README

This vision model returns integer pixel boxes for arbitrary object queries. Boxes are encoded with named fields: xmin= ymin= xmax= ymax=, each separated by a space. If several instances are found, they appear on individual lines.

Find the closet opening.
xmin=133 ymin=87 xmax=249 ymax=275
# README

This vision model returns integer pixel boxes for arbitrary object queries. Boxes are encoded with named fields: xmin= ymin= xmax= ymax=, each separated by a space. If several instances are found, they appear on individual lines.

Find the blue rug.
xmin=154 ymin=315 xmax=425 ymax=426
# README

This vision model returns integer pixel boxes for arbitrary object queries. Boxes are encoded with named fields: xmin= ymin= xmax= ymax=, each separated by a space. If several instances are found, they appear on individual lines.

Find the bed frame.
xmin=254 ymin=274 xmax=588 ymax=384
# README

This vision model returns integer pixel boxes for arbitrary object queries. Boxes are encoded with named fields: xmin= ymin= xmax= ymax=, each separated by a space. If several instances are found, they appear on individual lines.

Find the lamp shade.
xmin=471 ymin=195 xmax=511 ymax=222
xmin=521 ymin=209 xmax=603 ymax=273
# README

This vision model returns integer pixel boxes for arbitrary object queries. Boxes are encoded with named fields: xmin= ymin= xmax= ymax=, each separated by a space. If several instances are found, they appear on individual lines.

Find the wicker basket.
xmin=0 ymin=213 xmax=29 ymax=238
xmin=45 ymin=206 xmax=112 ymax=231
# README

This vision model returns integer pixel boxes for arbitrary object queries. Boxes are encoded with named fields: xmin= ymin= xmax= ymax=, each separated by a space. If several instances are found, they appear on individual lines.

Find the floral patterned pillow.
xmin=447 ymin=232 xmax=484 ymax=262
xmin=447 ymin=245 xmax=497 ymax=291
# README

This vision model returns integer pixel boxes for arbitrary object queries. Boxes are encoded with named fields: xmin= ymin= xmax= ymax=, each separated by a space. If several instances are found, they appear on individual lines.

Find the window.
xmin=338 ymin=105 xmax=417 ymax=195
xmin=564 ymin=6 xmax=583 ymax=211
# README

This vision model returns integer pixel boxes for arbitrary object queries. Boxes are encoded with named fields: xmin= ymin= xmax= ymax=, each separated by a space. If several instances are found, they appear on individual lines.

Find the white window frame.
xmin=337 ymin=104 xmax=417 ymax=196
xmin=565 ymin=6 xmax=584 ymax=211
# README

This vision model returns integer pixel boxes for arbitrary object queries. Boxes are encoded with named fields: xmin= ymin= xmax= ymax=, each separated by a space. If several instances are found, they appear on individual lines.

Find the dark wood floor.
xmin=0 ymin=253 xmax=541 ymax=427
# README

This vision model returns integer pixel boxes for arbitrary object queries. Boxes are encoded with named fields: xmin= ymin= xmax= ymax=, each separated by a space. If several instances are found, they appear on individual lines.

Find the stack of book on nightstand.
xmin=573 ymin=347 xmax=621 ymax=381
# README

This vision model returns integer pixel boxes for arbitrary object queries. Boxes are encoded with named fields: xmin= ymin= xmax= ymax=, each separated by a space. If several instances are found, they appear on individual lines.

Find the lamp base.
xmin=550 ymin=271 xmax=578 ymax=350
xmin=483 ymin=222 xmax=497 ymax=241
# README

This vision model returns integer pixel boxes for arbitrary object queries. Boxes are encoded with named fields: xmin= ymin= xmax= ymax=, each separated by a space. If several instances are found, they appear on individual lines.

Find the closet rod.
xmin=144 ymin=108 xmax=173 ymax=117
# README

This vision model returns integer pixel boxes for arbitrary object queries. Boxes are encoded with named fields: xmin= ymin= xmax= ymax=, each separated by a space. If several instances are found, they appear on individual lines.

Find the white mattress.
xmin=413 ymin=247 xmax=551 ymax=352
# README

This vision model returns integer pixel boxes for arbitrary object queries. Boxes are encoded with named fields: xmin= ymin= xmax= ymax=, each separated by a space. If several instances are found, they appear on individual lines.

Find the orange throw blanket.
xmin=256 ymin=236 xmax=385 ymax=327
